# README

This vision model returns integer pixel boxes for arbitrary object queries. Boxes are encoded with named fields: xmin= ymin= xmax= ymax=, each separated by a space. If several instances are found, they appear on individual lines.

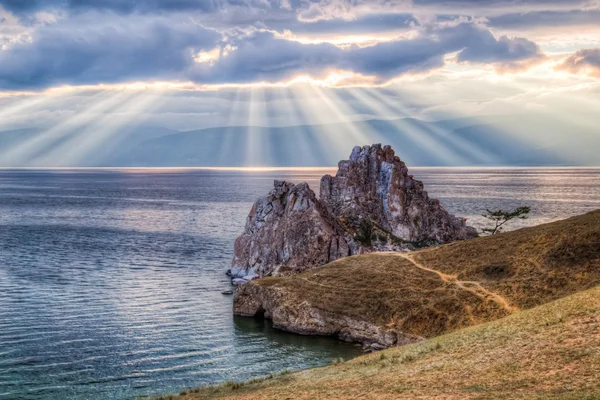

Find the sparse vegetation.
xmin=482 ymin=206 xmax=531 ymax=235
xmin=354 ymin=219 xmax=374 ymax=246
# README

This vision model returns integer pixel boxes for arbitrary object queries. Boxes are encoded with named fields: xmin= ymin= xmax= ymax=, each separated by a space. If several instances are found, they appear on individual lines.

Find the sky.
xmin=0 ymin=0 xmax=599 ymax=166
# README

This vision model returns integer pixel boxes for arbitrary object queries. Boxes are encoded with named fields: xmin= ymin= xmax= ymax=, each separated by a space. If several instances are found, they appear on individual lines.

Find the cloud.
xmin=0 ymin=16 xmax=548 ymax=90
xmin=488 ymin=9 xmax=600 ymax=30
xmin=557 ymin=48 xmax=600 ymax=78
xmin=0 ymin=0 xmax=223 ymax=14
xmin=191 ymin=22 xmax=546 ymax=84
xmin=454 ymin=25 xmax=547 ymax=71
xmin=0 ymin=13 xmax=221 ymax=89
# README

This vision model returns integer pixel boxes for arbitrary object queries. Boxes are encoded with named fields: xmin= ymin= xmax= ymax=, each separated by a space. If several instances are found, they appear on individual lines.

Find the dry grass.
xmin=412 ymin=210 xmax=600 ymax=309
xmin=156 ymin=211 xmax=600 ymax=399
xmin=257 ymin=254 xmax=510 ymax=338
xmin=162 ymin=284 xmax=600 ymax=400
xmin=247 ymin=211 xmax=600 ymax=340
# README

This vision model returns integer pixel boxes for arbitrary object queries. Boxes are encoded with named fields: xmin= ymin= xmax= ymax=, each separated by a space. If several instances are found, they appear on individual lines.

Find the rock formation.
xmin=321 ymin=144 xmax=477 ymax=243
xmin=230 ymin=144 xmax=477 ymax=283
xmin=229 ymin=180 xmax=353 ymax=284
xmin=234 ymin=281 xmax=422 ymax=350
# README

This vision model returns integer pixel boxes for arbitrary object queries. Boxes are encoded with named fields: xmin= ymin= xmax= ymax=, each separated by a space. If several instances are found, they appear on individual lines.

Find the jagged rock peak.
xmin=230 ymin=180 xmax=352 ymax=283
xmin=320 ymin=144 xmax=477 ymax=243
xmin=230 ymin=144 xmax=477 ymax=284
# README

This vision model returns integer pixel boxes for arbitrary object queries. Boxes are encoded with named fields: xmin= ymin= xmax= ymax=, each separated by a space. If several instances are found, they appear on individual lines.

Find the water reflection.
xmin=233 ymin=316 xmax=362 ymax=361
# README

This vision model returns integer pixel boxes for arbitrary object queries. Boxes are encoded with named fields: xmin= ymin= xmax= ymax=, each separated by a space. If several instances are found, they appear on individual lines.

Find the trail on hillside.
xmin=385 ymin=253 xmax=518 ymax=313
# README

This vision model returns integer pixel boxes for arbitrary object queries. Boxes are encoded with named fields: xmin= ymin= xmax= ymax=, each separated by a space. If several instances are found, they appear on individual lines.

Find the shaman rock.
xmin=230 ymin=180 xmax=352 ymax=282
xmin=320 ymin=144 xmax=477 ymax=243
xmin=230 ymin=144 xmax=477 ymax=283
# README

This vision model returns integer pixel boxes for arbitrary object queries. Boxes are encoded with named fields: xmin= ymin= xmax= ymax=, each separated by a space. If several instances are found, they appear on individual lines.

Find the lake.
xmin=1 ymin=167 xmax=599 ymax=399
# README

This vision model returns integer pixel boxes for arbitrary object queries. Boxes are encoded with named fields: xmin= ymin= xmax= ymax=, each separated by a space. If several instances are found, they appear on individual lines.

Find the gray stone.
xmin=231 ymin=180 xmax=352 ymax=280
xmin=230 ymin=144 xmax=477 ymax=281
xmin=321 ymin=144 xmax=477 ymax=243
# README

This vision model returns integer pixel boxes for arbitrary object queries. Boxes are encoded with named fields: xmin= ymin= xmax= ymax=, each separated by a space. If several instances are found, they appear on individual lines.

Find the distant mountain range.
xmin=0 ymin=115 xmax=598 ymax=167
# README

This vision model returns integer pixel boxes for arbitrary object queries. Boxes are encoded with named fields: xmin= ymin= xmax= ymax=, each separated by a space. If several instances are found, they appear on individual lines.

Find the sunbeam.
xmin=268 ymin=88 xmax=317 ymax=166
xmin=349 ymin=87 xmax=465 ymax=165
xmin=0 ymin=90 xmax=139 ymax=166
xmin=304 ymin=85 xmax=374 ymax=150
xmin=247 ymin=87 xmax=268 ymax=166
xmin=369 ymin=87 xmax=498 ymax=165
xmin=31 ymin=90 xmax=166 ymax=166
xmin=0 ymin=94 xmax=62 ymax=124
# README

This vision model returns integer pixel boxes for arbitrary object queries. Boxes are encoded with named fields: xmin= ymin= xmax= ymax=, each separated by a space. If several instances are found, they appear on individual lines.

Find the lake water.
xmin=1 ymin=167 xmax=599 ymax=399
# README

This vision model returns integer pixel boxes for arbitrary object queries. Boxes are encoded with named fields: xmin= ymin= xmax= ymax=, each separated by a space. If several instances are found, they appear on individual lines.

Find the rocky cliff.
xmin=321 ymin=144 xmax=477 ymax=243
xmin=234 ymin=279 xmax=421 ymax=350
xmin=230 ymin=144 xmax=476 ymax=283
xmin=230 ymin=180 xmax=353 ymax=284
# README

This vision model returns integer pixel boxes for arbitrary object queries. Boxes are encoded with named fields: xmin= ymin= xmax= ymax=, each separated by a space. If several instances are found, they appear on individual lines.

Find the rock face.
xmin=230 ymin=144 xmax=477 ymax=282
xmin=230 ymin=180 xmax=353 ymax=282
xmin=321 ymin=144 xmax=477 ymax=243
xmin=234 ymin=281 xmax=422 ymax=350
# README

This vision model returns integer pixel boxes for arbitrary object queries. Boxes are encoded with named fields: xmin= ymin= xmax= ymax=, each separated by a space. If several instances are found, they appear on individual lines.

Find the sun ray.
xmin=247 ymin=87 xmax=268 ymax=166
xmin=0 ymin=94 xmax=64 ymax=124
xmin=369 ymin=87 xmax=497 ymax=165
xmin=215 ymin=87 xmax=247 ymax=167
xmin=269 ymin=87 xmax=317 ymax=166
xmin=0 ymin=90 xmax=138 ymax=166
xmin=306 ymin=85 xmax=376 ymax=150
xmin=348 ymin=87 xmax=465 ymax=165
xmin=32 ymin=90 xmax=166 ymax=166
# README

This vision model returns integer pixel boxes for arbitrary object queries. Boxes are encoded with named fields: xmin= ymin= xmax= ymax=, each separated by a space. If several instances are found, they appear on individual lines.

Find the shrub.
xmin=354 ymin=219 xmax=374 ymax=246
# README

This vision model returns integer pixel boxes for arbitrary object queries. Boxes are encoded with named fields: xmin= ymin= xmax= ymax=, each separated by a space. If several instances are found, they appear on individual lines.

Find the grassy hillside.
xmin=156 ymin=211 xmax=600 ymax=399
xmin=412 ymin=209 xmax=600 ymax=309
xmin=235 ymin=211 xmax=600 ymax=343
xmin=163 ymin=284 xmax=600 ymax=399
xmin=251 ymin=253 xmax=512 ymax=339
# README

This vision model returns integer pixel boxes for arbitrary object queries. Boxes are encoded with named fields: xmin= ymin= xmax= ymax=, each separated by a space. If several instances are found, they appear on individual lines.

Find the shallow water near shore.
xmin=1 ymin=167 xmax=600 ymax=399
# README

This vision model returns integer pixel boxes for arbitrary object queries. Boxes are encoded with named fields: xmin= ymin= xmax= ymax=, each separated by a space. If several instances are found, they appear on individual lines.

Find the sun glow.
xmin=276 ymin=30 xmax=413 ymax=48
xmin=0 ymin=57 xmax=585 ymax=101
xmin=0 ymin=58 xmax=596 ymax=167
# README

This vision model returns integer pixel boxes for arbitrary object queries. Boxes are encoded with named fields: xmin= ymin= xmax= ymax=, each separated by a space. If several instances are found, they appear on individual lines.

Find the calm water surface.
xmin=1 ymin=168 xmax=599 ymax=399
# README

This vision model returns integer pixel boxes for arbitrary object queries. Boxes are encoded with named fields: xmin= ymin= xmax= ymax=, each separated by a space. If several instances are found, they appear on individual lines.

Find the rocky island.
xmin=229 ymin=144 xmax=476 ymax=284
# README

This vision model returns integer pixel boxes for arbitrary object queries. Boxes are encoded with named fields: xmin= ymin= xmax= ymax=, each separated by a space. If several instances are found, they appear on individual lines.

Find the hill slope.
xmin=166 ymin=284 xmax=600 ymax=400
xmin=233 ymin=210 xmax=600 ymax=349
xmin=105 ymin=116 xmax=591 ymax=167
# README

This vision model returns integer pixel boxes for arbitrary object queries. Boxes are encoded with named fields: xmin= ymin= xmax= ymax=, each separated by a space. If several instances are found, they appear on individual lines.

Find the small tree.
xmin=482 ymin=206 xmax=531 ymax=235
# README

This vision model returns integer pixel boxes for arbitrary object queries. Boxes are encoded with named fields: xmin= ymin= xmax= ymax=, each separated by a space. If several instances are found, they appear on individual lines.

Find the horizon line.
xmin=0 ymin=165 xmax=599 ymax=172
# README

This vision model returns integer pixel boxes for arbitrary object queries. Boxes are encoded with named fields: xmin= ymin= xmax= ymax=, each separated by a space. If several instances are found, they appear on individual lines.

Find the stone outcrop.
xmin=230 ymin=180 xmax=353 ymax=283
xmin=234 ymin=281 xmax=423 ymax=351
xmin=230 ymin=144 xmax=477 ymax=283
xmin=321 ymin=144 xmax=477 ymax=243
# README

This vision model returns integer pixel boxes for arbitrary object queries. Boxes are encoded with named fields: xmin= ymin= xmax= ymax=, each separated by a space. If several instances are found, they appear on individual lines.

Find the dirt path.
xmin=379 ymin=252 xmax=518 ymax=313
